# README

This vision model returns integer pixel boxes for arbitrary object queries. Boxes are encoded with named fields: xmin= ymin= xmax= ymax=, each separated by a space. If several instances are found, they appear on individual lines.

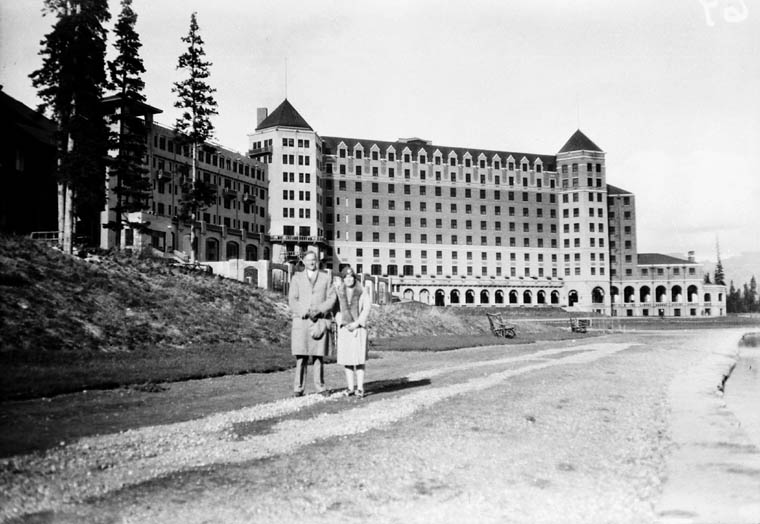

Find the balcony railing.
xmin=248 ymin=145 xmax=273 ymax=157
xmin=268 ymin=234 xmax=326 ymax=244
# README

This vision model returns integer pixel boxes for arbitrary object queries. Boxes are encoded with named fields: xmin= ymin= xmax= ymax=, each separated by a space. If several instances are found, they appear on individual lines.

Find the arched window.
xmin=226 ymin=241 xmax=239 ymax=260
xmin=656 ymin=285 xmax=667 ymax=303
xmin=495 ymin=290 xmax=504 ymax=304
xmin=245 ymin=244 xmax=258 ymax=261
xmin=205 ymin=238 xmax=219 ymax=262
xmin=450 ymin=289 xmax=460 ymax=304
xmin=509 ymin=290 xmax=518 ymax=304
xmin=465 ymin=289 xmax=475 ymax=304
xmin=704 ymin=292 xmax=712 ymax=303
xmin=610 ymin=286 xmax=619 ymax=303
xmin=624 ymin=286 xmax=635 ymax=303
xmin=403 ymin=289 xmax=414 ymax=301
xmin=568 ymin=290 xmax=579 ymax=307
xmin=639 ymin=286 xmax=651 ymax=303
xmin=671 ymin=285 xmax=682 ymax=303
xmin=537 ymin=290 xmax=546 ymax=304
xmin=687 ymin=285 xmax=698 ymax=303
xmin=592 ymin=287 xmax=605 ymax=304
xmin=523 ymin=290 xmax=532 ymax=304
xmin=435 ymin=289 xmax=445 ymax=307
xmin=551 ymin=290 xmax=560 ymax=304
xmin=419 ymin=289 xmax=430 ymax=304
xmin=480 ymin=290 xmax=490 ymax=304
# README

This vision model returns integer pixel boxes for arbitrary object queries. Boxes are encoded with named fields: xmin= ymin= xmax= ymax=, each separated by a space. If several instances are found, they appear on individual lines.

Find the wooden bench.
xmin=569 ymin=318 xmax=589 ymax=333
xmin=486 ymin=313 xmax=516 ymax=338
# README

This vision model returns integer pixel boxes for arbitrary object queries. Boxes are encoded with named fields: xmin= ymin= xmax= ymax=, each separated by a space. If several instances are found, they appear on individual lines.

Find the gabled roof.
xmin=607 ymin=184 xmax=633 ymax=195
xmin=0 ymin=89 xmax=57 ymax=146
xmin=638 ymin=253 xmax=695 ymax=265
xmin=321 ymin=136 xmax=557 ymax=168
xmin=558 ymin=129 xmax=602 ymax=153
xmin=256 ymin=99 xmax=313 ymax=131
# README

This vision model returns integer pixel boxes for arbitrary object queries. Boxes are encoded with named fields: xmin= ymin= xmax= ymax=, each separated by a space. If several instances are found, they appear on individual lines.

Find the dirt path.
xmin=2 ymin=330 xmax=757 ymax=523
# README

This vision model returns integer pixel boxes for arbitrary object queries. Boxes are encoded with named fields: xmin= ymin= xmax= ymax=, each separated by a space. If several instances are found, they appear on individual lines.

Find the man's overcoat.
xmin=288 ymin=270 xmax=336 ymax=356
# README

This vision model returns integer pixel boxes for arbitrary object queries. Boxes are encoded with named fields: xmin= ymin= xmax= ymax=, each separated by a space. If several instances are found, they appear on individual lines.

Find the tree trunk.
xmin=190 ymin=141 xmax=197 ymax=264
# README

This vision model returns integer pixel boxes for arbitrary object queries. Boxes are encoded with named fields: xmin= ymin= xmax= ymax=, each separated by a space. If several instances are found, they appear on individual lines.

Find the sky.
xmin=1 ymin=0 xmax=758 ymax=261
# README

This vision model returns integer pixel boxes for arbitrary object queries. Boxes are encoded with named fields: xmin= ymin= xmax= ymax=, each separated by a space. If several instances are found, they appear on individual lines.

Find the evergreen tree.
xmin=30 ymin=0 xmax=111 ymax=253
xmin=107 ymin=0 xmax=150 ymax=248
xmin=714 ymin=242 xmax=726 ymax=285
xmin=747 ymin=275 xmax=760 ymax=313
xmin=172 ymin=12 xmax=218 ymax=263
xmin=726 ymin=281 xmax=740 ymax=313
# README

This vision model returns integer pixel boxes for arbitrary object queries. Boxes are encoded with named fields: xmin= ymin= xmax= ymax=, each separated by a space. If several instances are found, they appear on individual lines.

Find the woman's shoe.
xmin=341 ymin=388 xmax=355 ymax=397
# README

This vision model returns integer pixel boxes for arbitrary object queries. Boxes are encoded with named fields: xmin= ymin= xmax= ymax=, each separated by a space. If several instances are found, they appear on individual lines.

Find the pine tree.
xmin=749 ymin=276 xmax=758 ymax=313
xmin=172 ymin=12 xmax=218 ymax=263
xmin=107 ymin=0 xmax=150 ymax=249
xmin=30 ymin=0 xmax=111 ymax=253
xmin=714 ymin=256 xmax=725 ymax=286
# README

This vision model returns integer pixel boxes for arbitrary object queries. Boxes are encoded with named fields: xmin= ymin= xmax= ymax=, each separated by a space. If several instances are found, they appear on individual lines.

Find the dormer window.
xmin=419 ymin=154 xmax=427 ymax=164
xmin=339 ymin=148 xmax=346 ymax=159
xmin=355 ymin=149 xmax=363 ymax=160
xmin=388 ymin=151 xmax=395 ymax=161
xmin=404 ymin=154 xmax=411 ymax=162
xmin=371 ymin=150 xmax=379 ymax=160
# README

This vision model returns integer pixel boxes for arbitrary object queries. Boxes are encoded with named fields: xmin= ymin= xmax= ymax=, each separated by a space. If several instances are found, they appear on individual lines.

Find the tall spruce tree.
xmin=30 ymin=0 xmax=111 ymax=253
xmin=107 ymin=0 xmax=150 ymax=249
xmin=172 ymin=12 xmax=218 ymax=263
xmin=714 ymin=240 xmax=726 ymax=286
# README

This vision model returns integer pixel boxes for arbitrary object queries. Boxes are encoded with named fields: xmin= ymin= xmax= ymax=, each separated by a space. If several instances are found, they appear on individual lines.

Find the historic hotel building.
xmin=100 ymin=95 xmax=270 ymax=263
xmin=249 ymin=99 xmax=725 ymax=315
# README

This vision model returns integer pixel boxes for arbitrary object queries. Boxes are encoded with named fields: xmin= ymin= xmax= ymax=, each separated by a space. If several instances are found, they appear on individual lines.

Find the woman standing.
xmin=333 ymin=266 xmax=371 ymax=398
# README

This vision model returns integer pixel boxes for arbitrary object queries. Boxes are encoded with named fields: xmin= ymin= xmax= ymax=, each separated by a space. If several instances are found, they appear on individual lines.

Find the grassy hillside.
xmin=0 ymin=235 xmax=292 ymax=400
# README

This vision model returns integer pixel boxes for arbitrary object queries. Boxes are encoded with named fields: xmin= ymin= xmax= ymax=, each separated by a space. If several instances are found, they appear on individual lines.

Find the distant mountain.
xmin=701 ymin=252 xmax=760 ymax=287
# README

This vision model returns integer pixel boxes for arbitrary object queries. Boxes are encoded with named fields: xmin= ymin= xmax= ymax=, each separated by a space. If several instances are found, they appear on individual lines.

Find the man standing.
xmin=288 ymin=251 xmax=336 ymax=396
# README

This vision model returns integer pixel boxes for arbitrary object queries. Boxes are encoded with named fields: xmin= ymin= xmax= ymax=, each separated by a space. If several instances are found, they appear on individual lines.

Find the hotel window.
xmin=339 ymin=164 xmax=346 ymax=175
xmin=404 ymin=169 xmax=411 ymax=179
xmin=465 ymin=189 xmax=472 ymax=198
xmin=436 ymin=234 xmax=443 ymax=244
xmin=372 ymin=166 xmax=379 ymax=176
xmin=371 ymin=151 xmax=379 ymax=160
xmin=465 ymin=220 xmax=472 ymax=230
xmin=451 ymin=203 xmax=457 ymax=212
xmin=465 ymin=205 xmax=472 ymax=214
xmin=388 ymin=167 xmax=395 ymax=177
xmin=435 ymin=186 xmax=442 ymax=196
xmin=450 ymin=188 xmax=457 ymax=197
xmin=494 ymin=206 xmax=501 ymax=215
xmin=451 ymin=219 xmax=458 ymax=229
xmin=435 ymin=203 xmax=442 ymax=212
xmin=451 ymin=235 xmax=458 ymax=244
xmin=389 ymin=232 xmax=396 ymax=242
xmin=355 ymin=215 xmax=363 ymax=225
xmin=388 ymin=201 xmax=395 ymax=210
xmin=404 ymin=233 xmax=412 ymax=243
xmin=388 ymin=152 xmax=395 ymax=161
xmin=388 ymin=217 xmax=396 ymax=226
xmin=404 ymin=201 xmax=411 ymax=211
xmin=372 ymin=232 xmax=380 ymax=242
xmin=372 ymin=215 xmax=379 ymax=225
xmin=339 ymin=148 xmax=346 ymax=158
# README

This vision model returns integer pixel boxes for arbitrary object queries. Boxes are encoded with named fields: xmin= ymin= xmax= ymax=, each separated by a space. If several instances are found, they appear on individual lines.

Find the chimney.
xmin=256 ymin=108 xmax=268 ymax=126
xmin=688 ymin=251 xmax=695 ymax=262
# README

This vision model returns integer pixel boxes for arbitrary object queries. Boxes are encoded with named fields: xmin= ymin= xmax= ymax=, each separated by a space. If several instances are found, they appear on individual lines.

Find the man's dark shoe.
xmin=293 ymin=391 xmax=304 ymax=398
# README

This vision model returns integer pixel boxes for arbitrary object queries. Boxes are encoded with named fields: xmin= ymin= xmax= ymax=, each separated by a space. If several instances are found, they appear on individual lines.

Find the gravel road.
xmin=1 ymin=329 xmax=757 ymax=523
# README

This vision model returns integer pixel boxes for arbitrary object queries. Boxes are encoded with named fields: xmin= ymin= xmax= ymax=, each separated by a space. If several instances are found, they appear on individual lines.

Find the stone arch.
xmin=550 ymin=290 xmax=560 ymax=304
xmin=656 ymin=285 xmax=667 ymax=302
xmin=592 ymin=287 xmax=605 ymax=304
xmin=226 ymin=240 xmax=239 ymax=260
xmin=245 ymin=244 xmax=258 ymax=261
xmin=465 ymin=289 xmax=475 ymax=304
xmin=495 ymin=290 xmax=504 ymax=304
xmin=568 ymin=290 xmax=579 ymax=307
xmin=624 ymin=286 xmax=635 ymax=303
xmin=687 ymin=285 xmax=698 ymax=303
xmin=450 ymin=289 xmax=460 ymax=304
xmin=403 ymin=288 xmax=414 ymax=301
xmin=205 ymin=238 xmax=219 ymax=262
xmin=640 ymin=286 xmax=651 ymax=303
xmin=537 ymin=290 xmax=546 ymax=304
xmin=523 ymin=290 xmax=532 ymax=304
xmin=419 ymin=289 xmax=430 ymax=305
xmin=435 ymin=289 xmax=445 ymax=306
xmin=480 ymin=290 xmax=490 ymax=304
xmin=509 ymin=290 xmax=518 ymax=304
xmin=671 ymin=285 xmax=682 ymax=303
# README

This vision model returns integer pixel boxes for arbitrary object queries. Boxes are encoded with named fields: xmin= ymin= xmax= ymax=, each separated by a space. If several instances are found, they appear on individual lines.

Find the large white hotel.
xmin=244 ymin=99 xmax=725 ymax=316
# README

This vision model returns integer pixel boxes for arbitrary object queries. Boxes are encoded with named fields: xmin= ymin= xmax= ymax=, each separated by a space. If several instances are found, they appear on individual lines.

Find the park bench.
xmin=486 ymin=313 xmax=516 ymax=338
xmin=569 ymin=318 xmax=589 ymax=333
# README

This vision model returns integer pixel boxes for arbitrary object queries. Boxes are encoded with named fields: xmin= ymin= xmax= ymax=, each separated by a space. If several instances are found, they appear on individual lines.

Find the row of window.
xmin=282 ymin=154 xmax=311 ymax=166
xmin=282 ymin=172 xmax=313 ymax=184
xmin=153 ymin=134 xmax=263 ymax=179
xmin=334 ymin=146 xmax=551 ymax=170
xmin=282 ymin=138 xmax=311 ymax=148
